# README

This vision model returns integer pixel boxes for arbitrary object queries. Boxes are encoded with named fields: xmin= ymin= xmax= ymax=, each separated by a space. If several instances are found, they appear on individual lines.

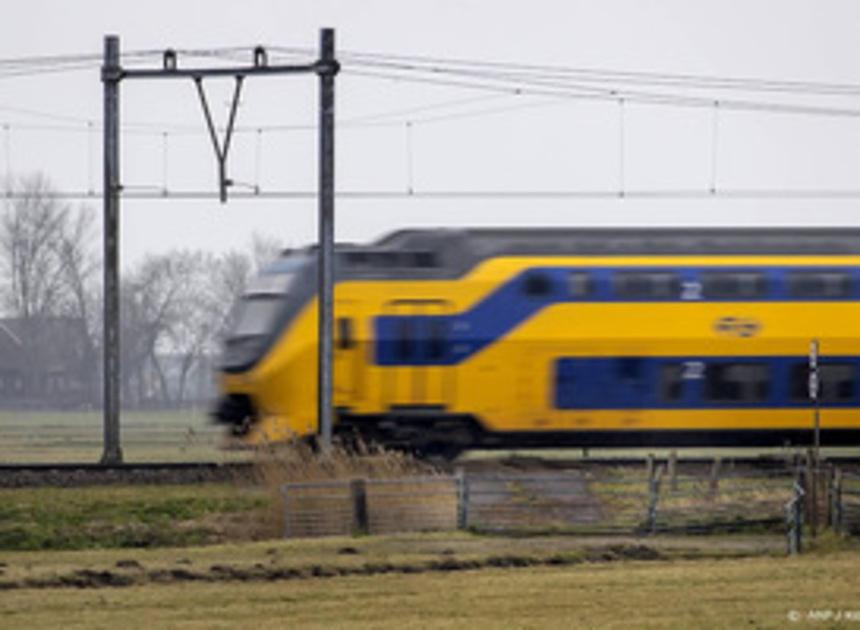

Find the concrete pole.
xmin=317 ymin=28 xmax=338 ymax=448
xmin=101 ymin=35 xmax=123 ymax=464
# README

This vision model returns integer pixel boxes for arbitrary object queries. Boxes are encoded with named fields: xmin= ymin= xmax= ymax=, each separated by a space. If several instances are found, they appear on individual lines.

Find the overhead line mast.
xmin=99 ymin=29 xmax=339 ymax=463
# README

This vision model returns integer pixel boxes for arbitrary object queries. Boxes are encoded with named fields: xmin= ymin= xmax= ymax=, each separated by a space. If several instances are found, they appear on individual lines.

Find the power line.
xmin=269 ymin=46 xmax=860 ymax=97
xmin=345 ymin=67 xmax=860 ymax=120
xmin=0 ymin=92 xmax=526 ymax=136
xmin=6 ymin=188 xmax=860 ymax=201
xmin=0 ymin=47 xmax=309 ymax=82
xmin=6 ymin=46 xmax=860 ymax=140
xmin=6 ymin=42 xmax=860 ymax=100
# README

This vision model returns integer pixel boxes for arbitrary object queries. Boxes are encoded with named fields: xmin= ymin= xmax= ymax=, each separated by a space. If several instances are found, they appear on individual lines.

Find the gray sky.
xmin=3 ymin=1 xmax=860 ymax=265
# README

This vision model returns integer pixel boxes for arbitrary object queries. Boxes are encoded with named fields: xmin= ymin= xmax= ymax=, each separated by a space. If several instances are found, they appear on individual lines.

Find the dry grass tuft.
xmin=253 ymin=437 xmax=436 ymax=485
xmin=251 ymin=438 xmax=439 ymax=536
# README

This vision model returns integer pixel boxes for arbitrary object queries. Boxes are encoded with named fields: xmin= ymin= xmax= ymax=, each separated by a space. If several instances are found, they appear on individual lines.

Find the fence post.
xmin=350 ymin=478 xmax=369 ymax=535
xmin=456 ymin=469 xmax=469 ymax=530
xmin=281 ymin=485 xmax=291 ymax=538
xmin=830 ymin=468 xmax=843 ymax=534
xmin=668 ymin=450 xmax=678 ymax=491
xmin=787 ymin=477 xmax=804 ymax=555
xmin=805 ymin=449 xmax=819 ymax=537
xmin=708 ymin=457 xmax=721 ymax=497
xmin=646 ymin=465 xmax=664 ymax=534
xmin=646 ymin=453 xmax=655 ymax=481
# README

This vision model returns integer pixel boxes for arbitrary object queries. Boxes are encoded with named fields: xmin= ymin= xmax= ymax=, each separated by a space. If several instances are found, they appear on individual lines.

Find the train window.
xmin=612 ymin=272 xmax=679 ymax=299
xmin=426 ymin=319 xmax=448 ymax=360
xmin=350 ymin=250 xmax=440 ymax=268
xmin=787 ymin=271 xmax=854 ymax=299
xmin=659 ymin=364 xmax=684 ymax=402
xmin=343 ymin=251 xmax=368 ymax=265
xmin=568 ymin=272 xmax=592 ymax=298
xmin=789 ymin=362 xmax=856 ymax=402
xmin=554 ymin=360 xmax=577 ymax=407
xmin=410 ymin=251 xmax=438 ymax=268
xmin=616 ymin=358 xmax=643 ymax=383
xmin=701 ymin=272 xmax=767 ymax=299
xmin=523 ymin=272 xmax=553 ymax=297
xmin=704 ymin=363 xmax=770 ymax=402
xmin=395 ymin=319 xmax=415 ymax=360
xmin=336 ymin=318 xmax=354 ymax=350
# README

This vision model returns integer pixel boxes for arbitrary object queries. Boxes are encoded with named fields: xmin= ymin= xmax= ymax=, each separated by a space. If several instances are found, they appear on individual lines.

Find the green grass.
xmin=0 ymin=484 xmax=269 ymax=551
xmin=0 ymin=409 xmax=248 ymax=463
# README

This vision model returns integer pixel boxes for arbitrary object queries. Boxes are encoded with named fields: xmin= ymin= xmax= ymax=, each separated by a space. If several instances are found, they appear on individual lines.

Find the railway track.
xmin=3 ymin=454 xmax=860 ymax=487
xmin=0 ymin=461 xmax=255 ymax=488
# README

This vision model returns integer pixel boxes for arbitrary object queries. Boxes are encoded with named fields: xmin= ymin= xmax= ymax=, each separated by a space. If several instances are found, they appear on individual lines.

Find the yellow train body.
xmin=215 ymin=230 xmax=860 ymax=454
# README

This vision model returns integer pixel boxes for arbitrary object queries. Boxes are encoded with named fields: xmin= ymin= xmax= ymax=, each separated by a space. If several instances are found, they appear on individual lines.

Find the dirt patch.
xmin=0 ymin=544 xmax=666 ymax=591
xmin=337 ymin=546 xmax=359 ymax=555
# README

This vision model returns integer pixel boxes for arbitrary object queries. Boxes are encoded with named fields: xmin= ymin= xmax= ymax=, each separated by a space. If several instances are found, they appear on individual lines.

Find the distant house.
xmin=0 ymin=317 xmax=96 ymax=409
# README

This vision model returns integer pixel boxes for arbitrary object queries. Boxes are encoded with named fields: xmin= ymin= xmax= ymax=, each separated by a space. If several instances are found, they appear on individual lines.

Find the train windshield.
xmin=231 ymin=298 xmax=285 ymax=337
xmin=228 ymin=257 xmax=304 ymax=338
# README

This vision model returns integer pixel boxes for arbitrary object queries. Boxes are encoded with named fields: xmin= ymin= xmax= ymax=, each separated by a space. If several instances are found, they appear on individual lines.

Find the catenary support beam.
xmin=97 ymin=30 xmax=339 ymax=460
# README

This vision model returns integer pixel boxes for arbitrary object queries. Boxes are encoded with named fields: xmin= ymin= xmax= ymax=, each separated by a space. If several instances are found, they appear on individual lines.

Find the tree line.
xmin=0 ymin=173 xmax=282 ymax=409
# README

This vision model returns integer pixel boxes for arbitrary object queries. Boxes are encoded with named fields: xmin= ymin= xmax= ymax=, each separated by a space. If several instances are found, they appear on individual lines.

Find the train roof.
xmin=373 ymin=227 xmax=860 ymax=256
xmin=320 ymin=227 xmax=860 ymax=280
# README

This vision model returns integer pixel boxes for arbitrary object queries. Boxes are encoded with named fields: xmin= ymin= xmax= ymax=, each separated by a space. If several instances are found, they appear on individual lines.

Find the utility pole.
xmin=101 ymin=34 xmax=122 ymax=464
xmin=317 ymin=28 xmax=337 ymax=448
xmin=98 ymin=30 xmax=339 ymax=463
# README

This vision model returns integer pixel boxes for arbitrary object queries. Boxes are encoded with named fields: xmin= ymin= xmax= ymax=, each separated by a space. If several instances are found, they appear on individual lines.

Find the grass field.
xmin=0 ymin=483 xmax=272 ymax=550
xmin=0 ymin=479 xmax=858 ymax=628
xmin=0 ymin=409 xmax=247 ymax=464
xmin=1 ymin=543 xmax=858 ymax=629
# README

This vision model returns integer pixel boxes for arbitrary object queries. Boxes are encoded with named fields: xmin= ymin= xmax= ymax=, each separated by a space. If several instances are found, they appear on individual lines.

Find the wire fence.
xmin=281 ymin=468 xmax=813 ymax=546
xmin=831 ymin=470 xmax=860 ymax=535
xmin=282 ymin=476 xmax=457 ymax=537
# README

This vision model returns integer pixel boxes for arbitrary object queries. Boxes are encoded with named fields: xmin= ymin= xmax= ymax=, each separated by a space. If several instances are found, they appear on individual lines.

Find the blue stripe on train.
xmin=554 ymin=356 xmax=860 ymax=410
xmin=374 ymin=265 xmax=860 ymax=366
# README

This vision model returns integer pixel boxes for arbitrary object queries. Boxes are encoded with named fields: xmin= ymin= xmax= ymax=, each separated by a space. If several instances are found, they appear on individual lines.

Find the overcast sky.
xmin=3 ymin=1 xmax=860 ymax=265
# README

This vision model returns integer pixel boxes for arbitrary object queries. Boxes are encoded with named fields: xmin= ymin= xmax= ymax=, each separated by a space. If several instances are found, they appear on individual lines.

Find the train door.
xmin=334 ymin=300 xmax=361 ymax=407
xmin=381 ymin=300 xmax=452 ymax=410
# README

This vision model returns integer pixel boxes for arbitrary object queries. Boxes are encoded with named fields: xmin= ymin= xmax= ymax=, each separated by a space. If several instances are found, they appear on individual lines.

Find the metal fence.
xmin=830 ymin=470 xmax=860 ymax=535
xmin=282 ymin=476 xmax=459 ymax=538
xmin=281 ymin=469 xmax=807 ymax=543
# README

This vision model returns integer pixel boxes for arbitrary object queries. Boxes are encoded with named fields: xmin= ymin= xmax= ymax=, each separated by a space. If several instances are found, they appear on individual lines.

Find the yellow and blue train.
xmin=214 ymin=228 xmax=860 ymax=456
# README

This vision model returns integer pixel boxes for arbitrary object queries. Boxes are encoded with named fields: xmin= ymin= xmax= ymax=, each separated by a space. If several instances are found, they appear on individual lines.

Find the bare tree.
xmin=211 ymin=250 xmax=252 ymax=339
xmin=251 ymin=232 xmax=284 ymax=272
xmin=121 ymin=253 xmax=187 ymax=405
xmin=121 ymin=250 xmax=230 ymax=405
xmin=0 ymin=174 xmax=100 ymax=407
xmin=164 ymin=251 xmax=219 ymax=403
xmin=0 ymin=180 xmax=291 ymax=409
xmin=56 ymin=207 xmax=101 ymax=405
xmin=0 ymin=173 xmax=71 ymax=319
